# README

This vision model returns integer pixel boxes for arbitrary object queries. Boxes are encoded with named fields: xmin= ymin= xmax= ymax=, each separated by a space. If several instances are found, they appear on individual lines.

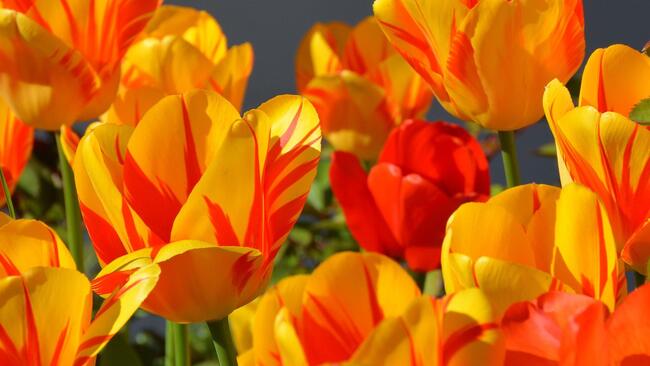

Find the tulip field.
xmin=0 ymin=0 xmax=649 ymax=365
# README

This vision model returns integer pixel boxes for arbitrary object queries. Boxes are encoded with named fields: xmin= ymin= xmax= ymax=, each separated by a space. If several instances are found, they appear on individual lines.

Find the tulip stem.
xmin=165 ymin=322 xmax=175 ymax=366
xmin=0 ymin=169 xmax=15 ymax=219
xmin=423 ymin=270 xmax=444 ymax=297
xmin=170 ymin=322 xmax=189 ymax=366
xmin=55 ymin=133 xmax=84 ymax=272
xmin=498 ymin=131 xmax=521 ymax=187
xmin=207 ymin=317 xmax=238 ymax=366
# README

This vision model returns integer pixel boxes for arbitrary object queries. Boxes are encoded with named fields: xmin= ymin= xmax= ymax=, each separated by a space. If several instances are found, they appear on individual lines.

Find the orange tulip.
xmin=0 ymin=99 xmax=32 ymax=206
xmin=0 ymin=0 xmax=161 ymax=130
xmin=76 ymin=89 xmax=321 ymax=323
xmin=237 ymin=251 xmax=504 ymax=366
xmin=297 ymin=16 xmax=432 ymax=159
xmin=442 ymin=183 xmax=626 ymax=316
xmin=114 ymin=5 xmax=254 ymax=121
xmin=0 ymin=214 xmax=159 ymax=365
xmin=544 ymin=44 xmax=650 ymax=271
xmin=502 ymin=284 xmax=650 ymax=365
xmin=373 ymin=0 xmax=585 ymax=130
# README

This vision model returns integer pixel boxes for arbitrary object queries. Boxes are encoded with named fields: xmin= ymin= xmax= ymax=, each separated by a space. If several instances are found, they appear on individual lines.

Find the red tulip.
xmin=330 ymin=119 xmax=489 ymax=271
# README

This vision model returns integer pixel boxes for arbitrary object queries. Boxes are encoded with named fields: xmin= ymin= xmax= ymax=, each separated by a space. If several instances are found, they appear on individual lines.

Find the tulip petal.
xmin=252 ymin=276 xmax=308 ymax=366
xmin=0 ymin=267 xmax=91 ymax=366
xmin=123 ymin=90 xmax=239 ymax=242
xmin=329 ymin=152 xmax=400 ymax=256
xmin=75 ymin=264 xmax=159 ymax=364
xmin=299 ymin=252 xmax=420 ymax=364
xmin=142 ymin=5 xmax=227 ymax=65
xmin=0 ymin=218 xmax=75 ymax=275
xmin=0 ymin=10 xmax=96 ymax=128
xmin=101 ymin=86 xmax=166 ymax=126
xmin=0 ymin=100 xmax=32 ymax=201
xmin=579 ymin=44 xmax=650 ymax=115
xmin=552 ymin=184 xmax=622 ymax=309
xmin=209 ymin=42 xmax=254 ymax=111
xmin=458 ymin=0 xmax=584 ymax=129
xmin=607 ymin=283 xmax=650 ymax=364
xmin=341 ymin=17 xmax=393 ymax=75
xmin=172 ymin=94 xmax=320 ymax=257
xmin=303 ymin=71 xmax=388 ymax=159
xmin=295 ymin=21 xmax=350 ymax=92
xmin=274 ymin=308 xmax=309 ymax=366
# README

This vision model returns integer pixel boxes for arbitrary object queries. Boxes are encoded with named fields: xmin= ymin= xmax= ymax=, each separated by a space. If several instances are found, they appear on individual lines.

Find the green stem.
xmin=170 ymin=322 xmax=189 ymax=366
xmin=498 ymin=130 xmax=522 ymax=188
xmin=55 ymin=133 xmax=84 ymax=272
xmin=165 ymin=322 xmax=175 ymax=366
xmin=0 ymin=169 xmax=15 ymax=218
xmin=207 ymin=317 xmax=238 ymax=366
xmin=422 ymin=270 xmax=444 ymax=297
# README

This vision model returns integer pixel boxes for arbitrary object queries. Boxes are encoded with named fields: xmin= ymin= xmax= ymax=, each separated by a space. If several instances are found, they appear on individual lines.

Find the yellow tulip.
xmin=77 ymin=89 xmax=321 ymax=323
xmin=240 ymin=252 xmax=503 ymax=366
xmin=373 ymin=0 xmax=585 ymax=130
xmin=441 ymin=183 xmax=626 ymax=316
xmin=297 ymin=17 xmax=432 ymax=159
xmin=544 ymin=44 xmax=650 ymax=271
xmin=0 ymin=214 xmax=159 ymax=365
xmin=0 ymin=0 xmax=161 ymax=129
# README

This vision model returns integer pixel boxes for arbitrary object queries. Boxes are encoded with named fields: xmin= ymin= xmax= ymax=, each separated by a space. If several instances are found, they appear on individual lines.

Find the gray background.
xmin=170 ymin=0 xmax=649 ymax=185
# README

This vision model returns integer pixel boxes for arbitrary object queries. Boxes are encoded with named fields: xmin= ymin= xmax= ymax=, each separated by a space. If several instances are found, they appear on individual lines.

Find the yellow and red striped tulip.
xmin=297 ymin=17 xmax=432 ymax=159
xmin=0 ymin=99 xmax=32 ymax=206
xmin=239 ymin=251 xmax=504 ymax=366
xmin=76 ymin=89 xmax=321 ymax=323
xmin=0 ymin=0 xmax=161 ymax=130
xmin=0 ymin=214 xmax=159 ymax=365
xmin=113 ymin=5 xmax=254 ymax=122
xmin=442 ymin=183 xmax=626 ymax=316
xmin=544 ymin=44 xmax=650 ymax=271
xmin=373 ymin=0 xmax=585 ymax=130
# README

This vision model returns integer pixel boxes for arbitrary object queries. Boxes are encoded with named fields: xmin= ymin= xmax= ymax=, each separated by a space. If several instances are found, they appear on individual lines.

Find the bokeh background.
xmin=171 ymin=0 xmax=650 ymax=185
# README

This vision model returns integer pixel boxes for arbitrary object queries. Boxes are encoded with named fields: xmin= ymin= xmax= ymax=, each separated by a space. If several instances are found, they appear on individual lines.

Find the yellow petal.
xmin=230 ymin=297 xmax=260 ymax=354
xmin=295 ymin=21 xmax=350 ymax=91
xmin=460 ymin=0 xmax=584 ymax=129
xmin=208 ymin=42 xmax=254 ymax=111
xmin=579 ymin=44 xmax=650 ymax=114
xmin=341 ymin=17 xmax=393 ymax=75
xmin=76 ymin=264 xmax=159 ymax=363
xmin=142 ymin=5 xmax=227 ymax=65
xmin=274 ymin=308 xmax=309 ymax=366
xmin=0 ymin=218 xmax=75 ymax=276
xmin=123 ymin=90 xmax=239 ymax=242
xmin=552 ymin=183 xmax=621 ymax=309
xmin=543 ymin=79 xmax=576 ymax=186
xmin=149 ymin=242 xmax=267 ymax=323
xmin=0 ymin=10 xmax=96 ymax=129
xmin=123 ymin=36 xmax=215 ymax=94
xmin=0 ymin=267 xmax=91 ymax=366
xmin=251 ymin=275 xmax=308 ymax=366
xmin=303 ymin=71 xmax=388 ymax=159
xmin=299 ymin=252 xmax=420 ymax=364
xmin=101 ymin=86 xmax=166 ymax=126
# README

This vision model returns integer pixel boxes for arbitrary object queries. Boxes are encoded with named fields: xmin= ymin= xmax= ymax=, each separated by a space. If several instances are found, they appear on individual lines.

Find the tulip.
xmin=0 ymin=99 xmax=32 ymax=207
xmin=373 ymin=0 xmax=585 ymax=131
xmin=501 ymin=285 xmax=650 ymax=365
xmin=297 ymin=17 xmax=432 ymax=159
xmin=238 ymin=251 xmax=503 ymax=366
xmin=77 ymin=89 xmax=321 ymax=323
xmin=115 ymin=5 xmax=254 ymax=119
xmin=330 ymin=119 xmax=489 ymax=272
xmin=441 ymin=183 xmax=626 ymax=316
xmin=0 ymin=214 xmax=159 ymax=365
xmin=544 ymin=44 xmax=650 ymax=271
xmin=0 ymin=0 xmax=161 ymax=129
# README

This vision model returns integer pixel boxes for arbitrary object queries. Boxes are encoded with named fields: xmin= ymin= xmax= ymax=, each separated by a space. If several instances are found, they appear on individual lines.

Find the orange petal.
xmin=0 ymin=100 xmax=32 ymax=202
xmin=607 ymin=283 xmax=650 ymax=364
xmin=208 ymin=42 xmax=254 ymax=111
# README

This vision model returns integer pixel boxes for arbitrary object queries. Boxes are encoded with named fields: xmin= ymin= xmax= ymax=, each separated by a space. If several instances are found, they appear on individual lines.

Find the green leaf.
xmin=629 ymin=98 xmax=650 ymax=125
